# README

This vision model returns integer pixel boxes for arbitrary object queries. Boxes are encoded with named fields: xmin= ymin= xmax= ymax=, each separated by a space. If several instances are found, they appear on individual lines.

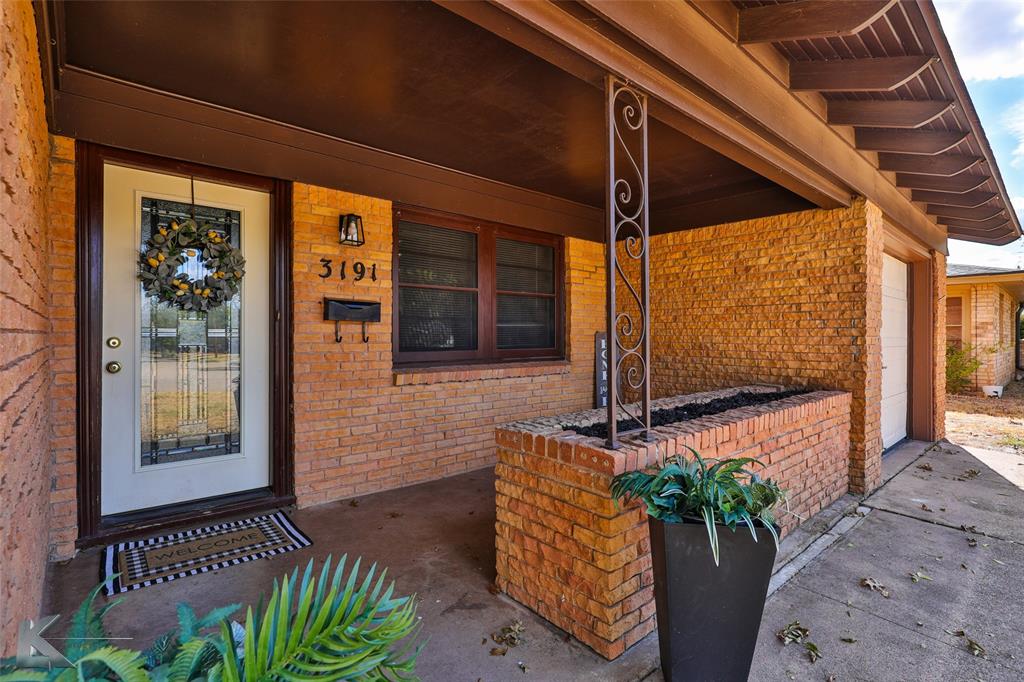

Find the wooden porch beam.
xmin=877 ymin=153 xmax=981 ymax=176
xmin=54 ymin=69 xmax=605 ymax=241
xmin=895 ymin=172 xmax=990 ymax=193
xmin=789 ymin=56 xmax=935 ymax=92
xmin=941 ymin=216 xmax=1011 ymax=231
xmin=948 ymin=231 xmax=1017 ymax=245
xmin=738 ymin=0 xmax=896 ymax=44
xmin=929 ymin=205 xmax=1006 ymax=222
xmin=827 ymin=99 xmax=955 ymax=128
xmin=910 ymin=189 xmax=996 ymax=208
xmin=946 ymin=223 xmax=1011 ymax=236
xmin=854 ymin=128 xmax=968 ymax=155
xmin=561 ymin=0 xmax=946 ymax=250
xmin=947 ymin=226 xmax=1015 ymax=242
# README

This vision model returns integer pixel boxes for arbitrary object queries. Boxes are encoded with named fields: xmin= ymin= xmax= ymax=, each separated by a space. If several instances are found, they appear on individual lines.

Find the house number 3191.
xmin=318 ymin=259 xmax=377 ymax=282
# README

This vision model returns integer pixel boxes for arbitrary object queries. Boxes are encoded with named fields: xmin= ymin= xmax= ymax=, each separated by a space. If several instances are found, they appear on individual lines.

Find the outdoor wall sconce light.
xmin=323 ymin=298 xmax=381 ymax=343
xmin=339 ymin=214 xmax=365 ymax=246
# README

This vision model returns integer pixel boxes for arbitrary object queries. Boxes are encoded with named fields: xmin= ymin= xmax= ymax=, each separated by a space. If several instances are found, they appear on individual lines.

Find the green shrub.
xmin=610 ymin=448 xmax=786 ymax=566
xmin=946 ymin=342 xmax=983 ymax=393
xmin=0 ymin=555 xmax=422 ymax=682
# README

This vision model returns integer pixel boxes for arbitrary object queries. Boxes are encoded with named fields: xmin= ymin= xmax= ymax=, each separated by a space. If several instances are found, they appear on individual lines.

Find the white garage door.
xmin=881 ymin=254 xmax=909 ymax=449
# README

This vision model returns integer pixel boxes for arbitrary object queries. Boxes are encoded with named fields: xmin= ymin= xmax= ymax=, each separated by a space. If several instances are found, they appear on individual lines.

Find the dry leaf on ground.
xmin=776 ymin=621 xmax=810 ymax=645
xmin=860 ymin=577 xmax=890 ymax=598
xmin=492 ymin=619 xmax=525 ymax=648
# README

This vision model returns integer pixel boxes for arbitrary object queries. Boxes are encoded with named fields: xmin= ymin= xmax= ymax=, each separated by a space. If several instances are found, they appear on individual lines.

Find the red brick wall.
xmin=947 ymin=280 xmax=1018 ymax=391
xmin=1 ymin=0 xmax=54 ymax=653
xmin=47 ymin=137 xmax=77 ymax=558
xmin=495 ymin=389 xmax=851 ymax=659
xmin=648 ymin=200 xmax=884 ymax=493
xmin=292 ymin=184 xmax=606 ymax=505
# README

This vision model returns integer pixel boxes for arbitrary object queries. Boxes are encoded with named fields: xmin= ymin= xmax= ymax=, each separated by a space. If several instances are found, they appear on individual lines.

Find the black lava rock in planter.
xmin=649 ymin=517 xmax=777 ymax=682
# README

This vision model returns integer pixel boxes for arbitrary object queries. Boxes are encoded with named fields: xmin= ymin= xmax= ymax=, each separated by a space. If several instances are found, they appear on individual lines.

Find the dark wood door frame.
xmin=75 ymin=142 xmax=294 ymax=548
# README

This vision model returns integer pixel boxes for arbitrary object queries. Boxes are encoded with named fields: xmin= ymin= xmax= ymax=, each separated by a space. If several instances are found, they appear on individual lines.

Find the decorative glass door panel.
xmin=139 ymin=198 xmax=242 ymax=467
xmin=101 ymin=165 xmax=270 ymax=516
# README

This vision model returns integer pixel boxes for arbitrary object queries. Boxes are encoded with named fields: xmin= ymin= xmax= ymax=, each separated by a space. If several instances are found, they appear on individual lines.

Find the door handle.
xmin=106 ymin=361 xmax=123 ymax=374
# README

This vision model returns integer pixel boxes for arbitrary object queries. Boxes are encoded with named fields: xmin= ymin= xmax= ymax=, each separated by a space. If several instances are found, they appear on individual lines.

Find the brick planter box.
xmin=494 ymin=386 xmax=851 ymax=660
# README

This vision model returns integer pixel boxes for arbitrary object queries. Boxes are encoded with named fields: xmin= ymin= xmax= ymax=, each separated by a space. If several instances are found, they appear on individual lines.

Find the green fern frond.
xmin=167 ymin=637 xmax=219 ymax=681
xmin=75 ymin=646 xmax=148 ymax=682
xmin=65 ymin=582 xmax=121 ymax=661
xmin=218 ymin=556 xmax=422 ymax=681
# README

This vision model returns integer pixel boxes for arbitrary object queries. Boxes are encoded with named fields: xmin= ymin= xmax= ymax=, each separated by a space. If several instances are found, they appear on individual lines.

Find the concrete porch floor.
xmin=44 ymin=468 xmax=661 ymax=681
xmin=44 ymin=439 xmax=1023 ymax=681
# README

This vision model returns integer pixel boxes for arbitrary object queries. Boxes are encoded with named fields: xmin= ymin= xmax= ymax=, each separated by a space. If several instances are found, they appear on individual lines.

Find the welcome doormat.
xmin=102 ymin=511 xmax=312 ymax=595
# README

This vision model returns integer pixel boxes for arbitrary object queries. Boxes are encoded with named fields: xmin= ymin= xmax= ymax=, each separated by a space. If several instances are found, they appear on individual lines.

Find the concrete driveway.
xmin=748 ymin=440 xmax=1024 ymax=682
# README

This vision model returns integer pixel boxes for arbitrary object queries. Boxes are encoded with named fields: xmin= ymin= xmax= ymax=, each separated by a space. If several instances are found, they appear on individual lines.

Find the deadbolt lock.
xmin=106 ymin=337 xmax=122 ymax=349
xmin=105 ymin=361 xmax=123 ymax=374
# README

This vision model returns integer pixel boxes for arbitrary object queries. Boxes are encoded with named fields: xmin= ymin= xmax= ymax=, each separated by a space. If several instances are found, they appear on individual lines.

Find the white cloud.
xmin=1006 ymin=102 xmax=1024 ymax=168
xmin=949 ymin=238 xmax=1024 ymax=269
xmin=934 ymin=0 xmax=1024 ymax=81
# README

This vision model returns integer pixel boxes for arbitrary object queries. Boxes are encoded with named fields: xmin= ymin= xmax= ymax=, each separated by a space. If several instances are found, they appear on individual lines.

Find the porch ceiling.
xmin=48 ymin=0 xmax=813 ymax=239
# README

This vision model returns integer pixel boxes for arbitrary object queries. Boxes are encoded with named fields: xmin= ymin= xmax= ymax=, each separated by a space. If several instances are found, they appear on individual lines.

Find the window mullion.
xmin=479 ymin=226 xmax=496 ymax=359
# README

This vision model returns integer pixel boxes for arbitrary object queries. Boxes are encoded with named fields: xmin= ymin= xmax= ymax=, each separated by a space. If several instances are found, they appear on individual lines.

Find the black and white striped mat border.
xmin=101 ymin=511 xmax=312 ymax=595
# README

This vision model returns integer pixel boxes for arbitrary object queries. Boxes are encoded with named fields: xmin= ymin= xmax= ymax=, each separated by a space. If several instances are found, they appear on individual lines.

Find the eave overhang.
xmin=475 ymin=0 xmax=1019 ymax=251
xmin=713 ymin=0 xmax=1020 ymax=246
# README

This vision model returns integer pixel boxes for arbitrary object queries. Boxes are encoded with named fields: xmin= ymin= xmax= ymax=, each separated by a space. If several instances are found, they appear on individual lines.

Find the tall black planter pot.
xmin=649 ymin=517 xmax=777 ymax=682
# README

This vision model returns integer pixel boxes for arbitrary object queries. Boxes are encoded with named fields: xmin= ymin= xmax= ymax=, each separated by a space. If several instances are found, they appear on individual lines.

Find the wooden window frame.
xmin=392 ymin=205 xmax=564 ymax=366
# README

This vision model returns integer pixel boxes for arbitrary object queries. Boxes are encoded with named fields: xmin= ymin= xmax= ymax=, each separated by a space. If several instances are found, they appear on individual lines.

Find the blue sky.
xmin=934 ymin=0 xmax=1024 ymax=268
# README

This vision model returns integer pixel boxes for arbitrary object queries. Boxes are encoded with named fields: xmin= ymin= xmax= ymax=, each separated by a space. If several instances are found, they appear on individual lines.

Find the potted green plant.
xmin=611 ymin=449 xmax=785 ymax=682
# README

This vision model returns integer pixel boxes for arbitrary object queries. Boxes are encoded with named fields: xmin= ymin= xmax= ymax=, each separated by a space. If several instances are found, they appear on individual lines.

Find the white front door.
xmin=100 ymin=164 xmax=271 ymax=515
xmin=880 ymin=253 xmax=909 ymax=450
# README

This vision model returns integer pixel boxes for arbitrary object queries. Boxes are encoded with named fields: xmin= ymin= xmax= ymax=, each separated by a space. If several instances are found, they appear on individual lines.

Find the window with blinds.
xmin=496 ymin=238 xmax=556 ymax=350
xmin=394 ymin=208 xmax=562 ymax=363
xmin=396 ymin=222 xmax=478 ymax=353
xmin=946 ymin=296 xmax=963 ymax=347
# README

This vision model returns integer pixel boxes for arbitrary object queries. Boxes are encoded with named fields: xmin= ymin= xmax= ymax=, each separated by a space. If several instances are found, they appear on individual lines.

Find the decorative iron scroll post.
xmin=605 ymin=75 xmax=651 ymax=449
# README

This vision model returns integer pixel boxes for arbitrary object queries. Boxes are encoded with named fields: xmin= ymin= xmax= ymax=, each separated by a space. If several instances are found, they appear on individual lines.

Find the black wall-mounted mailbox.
xmin=324 ymin=298 xmax=381 ymax=343
xmin=323 ymin=298 xmax=381 ymax=322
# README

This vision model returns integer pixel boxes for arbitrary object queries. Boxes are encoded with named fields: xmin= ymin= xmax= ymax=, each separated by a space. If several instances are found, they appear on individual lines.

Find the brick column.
xmin=932 ymin=251 xmax=946 ymax=440
xmin=852 ymin=200 xmax=884 ymax=494
xmin=648 ymin=198 xmax=886 ymax=495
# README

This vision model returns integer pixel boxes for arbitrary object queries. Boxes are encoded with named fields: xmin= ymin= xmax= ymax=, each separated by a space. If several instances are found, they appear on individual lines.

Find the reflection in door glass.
xmin=139 ymin=198 xmax=242 ymax=466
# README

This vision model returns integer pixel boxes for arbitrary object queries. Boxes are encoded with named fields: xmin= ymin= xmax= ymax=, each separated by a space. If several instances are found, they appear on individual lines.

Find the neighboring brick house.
xmin=1 ymin=0 xmax=1021 ymax=660
xmin=946 ymin=264 xmax=1024 ymax=392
